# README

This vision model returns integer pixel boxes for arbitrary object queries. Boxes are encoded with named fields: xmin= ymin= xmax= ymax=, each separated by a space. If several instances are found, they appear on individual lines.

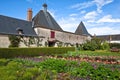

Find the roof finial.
xmin=43 ymin=3 xmax=47 ymax=12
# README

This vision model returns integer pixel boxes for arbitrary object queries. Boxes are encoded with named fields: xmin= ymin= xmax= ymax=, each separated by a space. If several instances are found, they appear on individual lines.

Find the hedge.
xmin=0 ymin=47 xmax=75 ymax=58
xmin=109 ymin=43 xmax=120 ymax=49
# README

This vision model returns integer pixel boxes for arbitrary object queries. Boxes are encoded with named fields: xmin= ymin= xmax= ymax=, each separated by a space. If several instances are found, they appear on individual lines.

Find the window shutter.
xmin=51 ymin=31 xmax=55 ymax=38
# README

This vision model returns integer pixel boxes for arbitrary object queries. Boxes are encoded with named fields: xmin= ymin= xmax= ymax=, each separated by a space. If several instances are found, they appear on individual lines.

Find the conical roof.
xmin=32 ymin=4 xmax=63 ymax=31
xmin=75 ymin=21 xmax=90 ymax=36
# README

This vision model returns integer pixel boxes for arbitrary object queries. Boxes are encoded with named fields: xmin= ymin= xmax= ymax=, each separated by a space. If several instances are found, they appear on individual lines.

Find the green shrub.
xmin=82 ymin=37 xmax=108 ymax=51
xmin=0 ymin=47 xmax=75 ymax=58
xmin=82 ymin=40 xmax=97 ymax=51
xmin=101 ymin=42 xmax=110 ymax=50
xmin=109 ymin=43 xmax=120 ymax=49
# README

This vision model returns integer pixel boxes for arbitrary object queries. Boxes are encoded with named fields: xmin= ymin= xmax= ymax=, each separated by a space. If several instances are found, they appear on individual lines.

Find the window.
xmin=51 ymin=31 xmax=55 ymax=38
xmin=16 ymin=27 xmax=24 ymax=34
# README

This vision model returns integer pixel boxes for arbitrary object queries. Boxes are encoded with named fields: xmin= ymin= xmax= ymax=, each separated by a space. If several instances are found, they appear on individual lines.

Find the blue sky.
xmin=0 ymin=0 xmax=120 ymax=35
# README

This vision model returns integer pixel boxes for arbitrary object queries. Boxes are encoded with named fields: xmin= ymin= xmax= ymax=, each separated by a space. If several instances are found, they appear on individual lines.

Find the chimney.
xmin=27 ymin=8 xmax=32 ymax=21
xmin=43 ymin=3 xmax=47 ymax=12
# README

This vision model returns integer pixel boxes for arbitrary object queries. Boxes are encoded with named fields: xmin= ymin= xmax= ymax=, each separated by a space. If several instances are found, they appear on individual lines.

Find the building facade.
xmin=97 ymin=34 xmax=120 ymax=43
xmin=0 ymin=4 xmax=91 ymax=48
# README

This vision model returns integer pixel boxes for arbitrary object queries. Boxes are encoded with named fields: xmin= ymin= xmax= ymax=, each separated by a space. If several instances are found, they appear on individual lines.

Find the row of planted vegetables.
xmin=47 ymin=51 xmax=120 ymax=65
xmin=0 ymin=57 xmax=120 ymax=80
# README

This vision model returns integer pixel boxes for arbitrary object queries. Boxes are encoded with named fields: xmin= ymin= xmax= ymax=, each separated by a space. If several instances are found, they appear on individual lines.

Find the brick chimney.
xmin=27 ymin=8 xmax=32 ymax=21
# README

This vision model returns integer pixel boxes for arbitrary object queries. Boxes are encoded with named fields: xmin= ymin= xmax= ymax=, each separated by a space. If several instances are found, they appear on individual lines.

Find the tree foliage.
xmin=82 ymin=37 xmax=109 ymax=51
xmin=101 ymin=41 xmax=110 ymax=50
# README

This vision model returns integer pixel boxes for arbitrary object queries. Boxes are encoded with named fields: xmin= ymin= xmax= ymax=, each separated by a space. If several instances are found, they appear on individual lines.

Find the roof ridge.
xmin=0 ymin=15 xmax=30 ymax=22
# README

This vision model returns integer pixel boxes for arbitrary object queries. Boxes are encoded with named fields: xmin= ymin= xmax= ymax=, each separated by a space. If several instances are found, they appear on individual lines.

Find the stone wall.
xmin=0 ymin=34 xmax=41 ymax=48
xmin=0 ymin=28 xmax=91 ymax=48
xmin=34 ymin=27 xmax=91 ymax=46
xmin=0 ymin=35 xmax=10 ymax=48
xmin=0 ymin=34 xmax=30 ymax=48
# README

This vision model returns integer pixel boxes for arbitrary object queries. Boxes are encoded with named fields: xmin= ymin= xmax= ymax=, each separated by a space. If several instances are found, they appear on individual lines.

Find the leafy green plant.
xmin=0 ymin=57 xmax=120 ymax=80
xmin=9 ymin=35 xmax=21 ymax=47
xmin=82 ymin=40 xmax=97 ymax=51
xmin=64 ymin=50 xmax=120 ymax=58
xmin=0 ymin=58 xmax=9 ymax=66
xmin=82 ymin=37 xmax=105 ymax=51
xmin=21 ymin=72 xmax=34 ymax=80
xmin=101 ymin=41 xmax=110 ymax=50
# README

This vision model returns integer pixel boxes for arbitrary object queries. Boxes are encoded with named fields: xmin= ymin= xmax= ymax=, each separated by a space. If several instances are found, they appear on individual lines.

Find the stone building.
xmin=97 ymin=34 xmax=120 ymax=43
xmin=0 ymin=4 xmax=91 ymax=48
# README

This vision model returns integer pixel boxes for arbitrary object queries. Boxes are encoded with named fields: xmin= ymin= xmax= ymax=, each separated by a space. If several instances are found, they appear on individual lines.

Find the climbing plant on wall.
xmin=20 ymin=36 xmax=35 ymax=47
xmin=20 ymin=36 xmax=43 ymax=47
xmin=8 ymin=35 xmax=21 ymax=47
xmin=9 ymin=35 xmax=44 ymax=47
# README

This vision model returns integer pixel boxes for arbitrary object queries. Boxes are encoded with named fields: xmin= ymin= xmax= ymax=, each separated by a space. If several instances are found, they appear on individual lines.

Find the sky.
xmin=0 ymin=0 xmax=120 ymax=35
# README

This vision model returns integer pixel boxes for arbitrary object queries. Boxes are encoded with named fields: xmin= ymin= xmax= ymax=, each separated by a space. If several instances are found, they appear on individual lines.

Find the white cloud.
xmin=84 ymin=11 xmax=98 ymax=19
xmin=70 ymin=0 xmax=114 ymax=13
xmin=83 ymin=11 xmax=98 ymax=22
xmin=80 ymin=10 xmax=86 ymax=14
xmin=53 ymin=0 xmax=118 ymax=35
xmin=58 ymin=17 xmax=80 ymax=32
xmin=69 ymin=13 xmax=78 ymax=17
xmin=94 ymin=0 xmax=114 ymax=13
xmin=97 ymin=15 xmax=120 ymax=23
xmin=89 ymin=27 xmax=120 ymax=35
xmin=70 ymin=1 xmax=94 ymax=10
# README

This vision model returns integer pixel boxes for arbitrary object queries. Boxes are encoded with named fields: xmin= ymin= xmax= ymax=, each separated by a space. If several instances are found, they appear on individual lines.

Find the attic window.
xmin=16 ymin=27 xmax=24 ymax=34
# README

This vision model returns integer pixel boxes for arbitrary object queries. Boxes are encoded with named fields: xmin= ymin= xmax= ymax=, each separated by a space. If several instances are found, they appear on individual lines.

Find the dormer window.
xmin=16 ymin=27 xmax=24 ymax=35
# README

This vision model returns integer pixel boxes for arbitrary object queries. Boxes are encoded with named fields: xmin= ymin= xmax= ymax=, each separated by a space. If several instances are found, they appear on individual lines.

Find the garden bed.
xmin=0 ymin=50 xmax=120 ymax=80
xmin=46 ymin=55 xmax=120 ymax=64
xmin=0 ymin=58 xmax=120 ymax=80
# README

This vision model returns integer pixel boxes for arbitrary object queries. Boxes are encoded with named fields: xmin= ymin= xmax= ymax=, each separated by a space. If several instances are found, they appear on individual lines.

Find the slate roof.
xmin=75 ymin=21 xmax=90 ymax=36
xmin=32 ymin=10 xmax=63 ymax=31
xmin=0 ymin=15 xmax=37 ymax=36
xmin=97 ymin=34 xmax=120 ymax=41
